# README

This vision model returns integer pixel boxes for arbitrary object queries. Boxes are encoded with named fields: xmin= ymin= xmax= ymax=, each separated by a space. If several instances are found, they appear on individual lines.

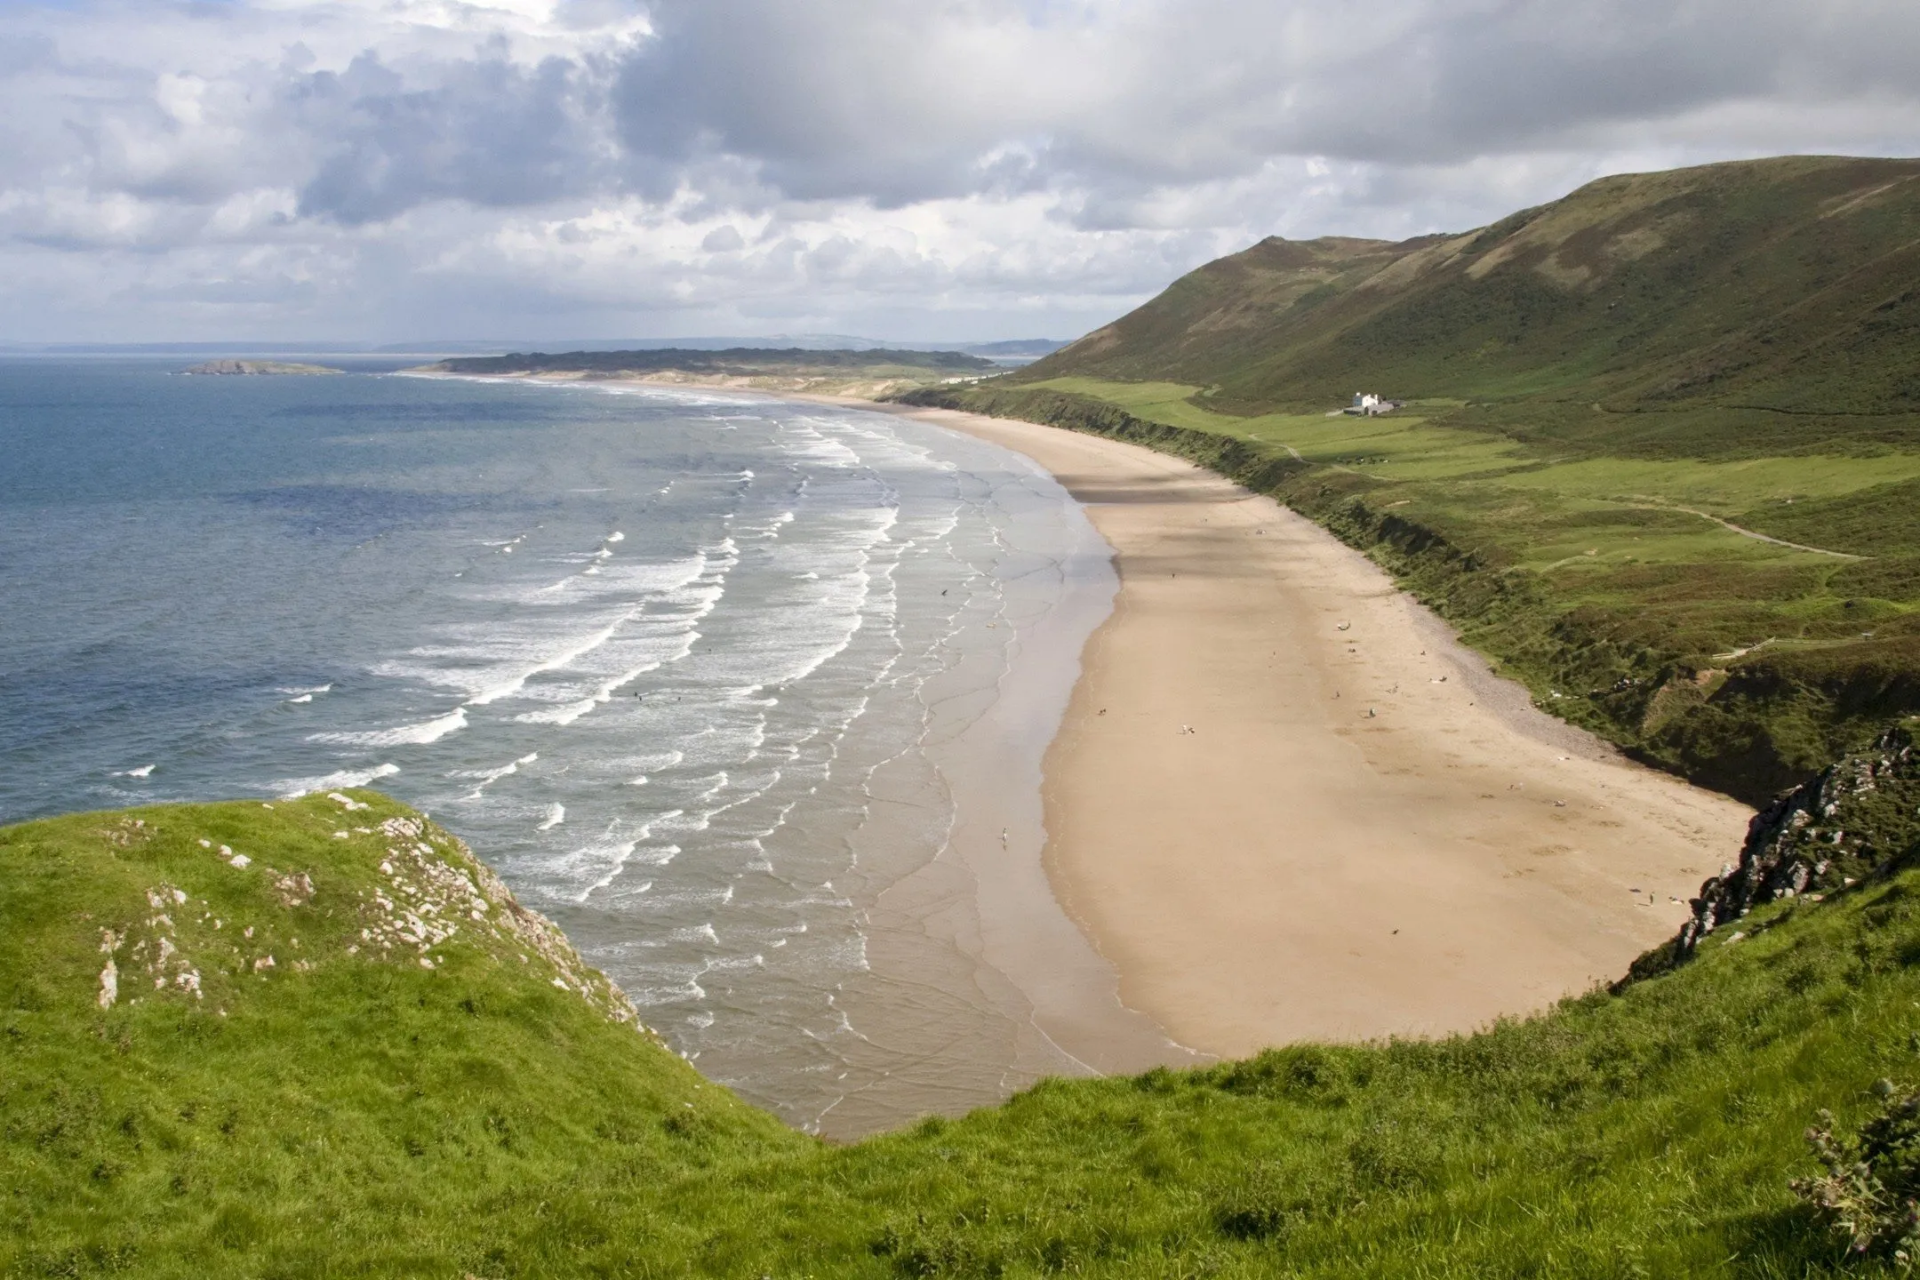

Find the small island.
xmin=182 ymin=359 xmax=344 ymax=376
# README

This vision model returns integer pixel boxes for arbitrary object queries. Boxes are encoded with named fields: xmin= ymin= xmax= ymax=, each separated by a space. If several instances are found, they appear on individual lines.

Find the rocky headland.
xmin=182 ymin=359 xmax=343 ymax=376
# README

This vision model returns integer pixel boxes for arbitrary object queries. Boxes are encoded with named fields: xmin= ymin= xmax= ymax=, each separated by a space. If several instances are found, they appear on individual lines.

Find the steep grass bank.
xmin=895 ymin=382 xmax=1920 ymax=805
xmin=1029 ymin=156 xmax=1920 ymax=431
xmin=8 ymin=784 xmax=1920 ymax=1276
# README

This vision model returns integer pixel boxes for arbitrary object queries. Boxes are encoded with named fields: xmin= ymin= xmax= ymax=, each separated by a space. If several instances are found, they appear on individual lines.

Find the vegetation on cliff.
xmin=901 ymin=156 xmax=1920 ymax=805
xmin=9 ymin=787 xmax=1920 ymax=1276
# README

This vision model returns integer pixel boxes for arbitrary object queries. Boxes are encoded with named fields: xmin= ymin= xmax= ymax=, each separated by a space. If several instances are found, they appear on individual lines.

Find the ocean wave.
xmin=467 ymin=615 xmax=634 ymax=705
xmin=308 ymin=706 xmax=467 ymax=746
xmin=513 ymin=698 xmax=596 ymax=726
xmin=458 ymin=548 xmax=730 ymax=707
xmin=560 ymin=836 xmax=636 ymax=902
xmin=510 ymin=655 xmax=667 ymax=726
xmin=453 ymin=752 xmax=537 ymax=797
xmin=536 ymin=803 xmax=565 ymax=831
xmin=275 ymin=762 xmax=399 ymax=798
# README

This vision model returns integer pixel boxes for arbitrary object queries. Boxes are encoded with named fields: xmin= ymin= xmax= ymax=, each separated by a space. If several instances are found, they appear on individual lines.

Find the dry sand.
xmin=865 ymin=402 xmax=1755 ymax=1058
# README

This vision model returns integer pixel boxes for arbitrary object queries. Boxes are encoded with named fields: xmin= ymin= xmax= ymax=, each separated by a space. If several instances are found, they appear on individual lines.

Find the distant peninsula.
xmin=182 ymin=359 xmax=344 ymax=376
xmin=418 ymin=346 xmax=999 ymax=398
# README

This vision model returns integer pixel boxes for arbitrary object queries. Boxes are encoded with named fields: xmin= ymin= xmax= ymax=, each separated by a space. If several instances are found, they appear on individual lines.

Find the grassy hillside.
xmin=904 ymin=157 xmax=1920 ymax=803
xmin=10 ymin=772 xmax=1920 ymax=1277
xmin=1035 ymin=156 xmax=1920 ymax=436
xmin=0 ymin=792 xmax=799 ymax=1276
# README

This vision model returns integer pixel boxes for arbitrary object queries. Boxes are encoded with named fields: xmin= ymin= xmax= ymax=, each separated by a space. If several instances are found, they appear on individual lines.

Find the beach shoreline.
xmin=403 ymin=369 xmax=1203 ymax=1132
xmin=411 ymin=369 xmax=1755 ymax=1062
xmin=855 ymin=399 xmax=1755 ymax=1056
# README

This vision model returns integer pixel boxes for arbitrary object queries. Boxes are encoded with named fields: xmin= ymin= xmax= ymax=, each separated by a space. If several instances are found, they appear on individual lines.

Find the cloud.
xmin=290 ymin=50 xmax=605 ymax=224
xmin=0 ymin=0 xmax=1917 ymax=342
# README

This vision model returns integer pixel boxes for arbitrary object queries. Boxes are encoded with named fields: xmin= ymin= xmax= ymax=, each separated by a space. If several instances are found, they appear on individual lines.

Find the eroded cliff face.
xmin=1625 ymin=724 xmax=1920 ymax=983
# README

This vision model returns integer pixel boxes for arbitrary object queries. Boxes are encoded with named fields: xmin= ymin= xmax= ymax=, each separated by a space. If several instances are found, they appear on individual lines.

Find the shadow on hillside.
xmin=1724 ymin=1202 xmax=1859 ymax=1278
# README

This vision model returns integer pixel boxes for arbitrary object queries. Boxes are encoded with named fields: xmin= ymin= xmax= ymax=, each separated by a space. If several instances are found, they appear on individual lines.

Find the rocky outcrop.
xmin=1623 ymin=725 xmax=1920 ymax=983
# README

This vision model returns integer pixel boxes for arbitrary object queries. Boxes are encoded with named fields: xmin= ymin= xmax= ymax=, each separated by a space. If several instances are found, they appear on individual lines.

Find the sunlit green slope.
xmin=7 ymin=759 xmax=1920 ymax=1277
xmin=1034 ymin=155 xmax=1920 ymax=448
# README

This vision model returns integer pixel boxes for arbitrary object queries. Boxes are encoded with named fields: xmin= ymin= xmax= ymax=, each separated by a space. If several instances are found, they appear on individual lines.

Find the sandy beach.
xmin=857 ymin=401 xmax=1755 ymax=1058
xmin=421 ymin=369 xmax=1757 ymax=1072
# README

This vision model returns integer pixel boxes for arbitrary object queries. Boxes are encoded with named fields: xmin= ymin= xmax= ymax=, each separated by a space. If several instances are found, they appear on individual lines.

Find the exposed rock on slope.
xmin=1625 ymin=724 xmax=1920 ymax=982
xmin=59 ymin=792 xmax=641 ymax=1029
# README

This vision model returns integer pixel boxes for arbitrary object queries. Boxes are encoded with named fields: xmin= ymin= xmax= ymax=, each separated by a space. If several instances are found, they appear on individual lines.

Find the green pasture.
xmin=922 ymin=374 xmax=1920 ymax=796
xmin=1022 ymin=374 xmax=1911 ymax=598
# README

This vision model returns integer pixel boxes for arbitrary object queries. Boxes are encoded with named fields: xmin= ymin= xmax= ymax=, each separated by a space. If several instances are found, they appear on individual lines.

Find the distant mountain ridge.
xmin=431 ymin=347 xmax=994 ymax=376
xmin=1026 ymin=155 xmax=1920 ymax=448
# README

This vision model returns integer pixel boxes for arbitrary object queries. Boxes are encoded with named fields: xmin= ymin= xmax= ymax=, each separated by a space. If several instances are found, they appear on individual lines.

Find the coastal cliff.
xmin=1624 ymin=725 xmax=1920 ymax=981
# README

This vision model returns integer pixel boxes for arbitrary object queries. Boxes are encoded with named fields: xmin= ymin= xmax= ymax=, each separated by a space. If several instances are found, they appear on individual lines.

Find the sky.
xmin=2 ymin=0 xmax=1918 ymax=345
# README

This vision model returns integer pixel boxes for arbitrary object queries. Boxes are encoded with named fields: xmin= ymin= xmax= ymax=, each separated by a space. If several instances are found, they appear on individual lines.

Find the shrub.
xmin=1793 ymin=1079 xmax=1920 ymax=1262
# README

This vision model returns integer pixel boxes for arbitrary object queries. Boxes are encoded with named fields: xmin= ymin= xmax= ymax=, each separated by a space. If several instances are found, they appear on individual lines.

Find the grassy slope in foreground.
xmin=908 ymin=156 xmax=1920 ymax=804
xmin=9 ymin=784 xmax=1920 ymax=1277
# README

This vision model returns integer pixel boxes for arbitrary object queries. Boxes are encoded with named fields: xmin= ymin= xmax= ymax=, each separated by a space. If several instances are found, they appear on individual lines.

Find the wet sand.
xmin=804 ymin=452 xmax=1205 ymax=1136
xmin=864 ymin=402 xmax=1754 ymax=1057
xmin=410 ymin=371 xmax=1207 ymax=1136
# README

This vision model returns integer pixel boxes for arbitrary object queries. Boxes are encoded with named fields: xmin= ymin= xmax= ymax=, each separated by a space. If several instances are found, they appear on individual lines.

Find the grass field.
xmin=7 ymin=781 xmax=1920 ymax=1277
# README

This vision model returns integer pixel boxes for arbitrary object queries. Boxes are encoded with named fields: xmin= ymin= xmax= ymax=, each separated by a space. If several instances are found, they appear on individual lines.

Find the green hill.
xmin=8 ymin=753 xmax=1920 ymax=1276
xmin=1035 ymin=155 xmax=1920 ymax=442
xmin=903 ymin=157 xmax=1920 ymax=803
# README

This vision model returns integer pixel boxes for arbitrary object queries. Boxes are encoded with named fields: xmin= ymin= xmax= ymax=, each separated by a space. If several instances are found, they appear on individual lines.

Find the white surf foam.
xmin=537 ymin=803 xmax=566 ymax=831
xmin=308 ymin=706 xmax=468 ymax=746
xmin=275 ymin=762 xmax=399 ymax=798
xmin=453 ymin=752 xmax=538 ymax=798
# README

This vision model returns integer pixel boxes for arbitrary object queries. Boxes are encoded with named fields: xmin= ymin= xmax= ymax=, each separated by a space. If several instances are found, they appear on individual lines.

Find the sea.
xmin=0 ymin=358 xmax=1127 ymax=1133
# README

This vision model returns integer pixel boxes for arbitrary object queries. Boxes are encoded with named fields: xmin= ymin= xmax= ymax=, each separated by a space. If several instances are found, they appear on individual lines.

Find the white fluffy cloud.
xmin=1 ymin=0 xmax=1917 ymax=342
